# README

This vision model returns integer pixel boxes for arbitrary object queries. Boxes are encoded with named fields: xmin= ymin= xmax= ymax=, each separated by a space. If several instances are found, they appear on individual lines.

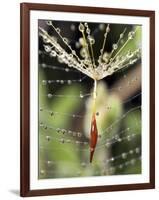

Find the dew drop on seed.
xmin=112 ymin=44 xmax=118 ymax=50
xmin=46 ymin=21 xmax=52 ymax=26
xmin=120 ymin=33 xmax=124 ymax=39
xmin=106 ymin=26 xmax=110 ymax=33
xmin=79 ymin=23 xmax=84 ymax=32
xmin=56 ymin=28 xmax=61 ymax=33
xmin=50 ymin=50 xmax=56 ymax=57
xmin=44 ymin=45 xmax=51 ymax=53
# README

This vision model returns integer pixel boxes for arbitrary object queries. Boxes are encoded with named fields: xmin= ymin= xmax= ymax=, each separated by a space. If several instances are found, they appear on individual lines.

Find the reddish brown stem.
xmin=90 ymin=112 xmax=98 ymax=163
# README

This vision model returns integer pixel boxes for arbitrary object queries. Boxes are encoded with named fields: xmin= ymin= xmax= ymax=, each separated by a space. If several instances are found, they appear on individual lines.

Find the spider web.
xmin=38 ymin=20 xmax=142 ymax=179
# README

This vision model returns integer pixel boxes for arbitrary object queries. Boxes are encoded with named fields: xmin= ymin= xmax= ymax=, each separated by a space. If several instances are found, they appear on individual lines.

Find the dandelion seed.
xmin=39 ymin=21 xmax=141 ymax=163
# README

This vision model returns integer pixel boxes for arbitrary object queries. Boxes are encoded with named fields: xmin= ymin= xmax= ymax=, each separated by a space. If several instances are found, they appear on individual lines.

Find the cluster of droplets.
xmin=39 ymin=146 xmax=141 ymax=177
xmin=39 ymin=20 xmax=141 ymax=80
xmin=40 ymin=128 xmax=138 ymax=150
xmin=39 ymin=106 xmax=141 ymax=150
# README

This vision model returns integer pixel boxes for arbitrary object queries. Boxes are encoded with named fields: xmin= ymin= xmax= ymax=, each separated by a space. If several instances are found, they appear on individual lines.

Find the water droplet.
xmin=65 ymin=68 xmax=69 ymax=72
xmin=75 ymin=42 xmax=80 ymax=48
xmin=80 ymin=91 xmax=84 ymax=98
xmin=129 ymin=60 xmax=134 ymax=65
xmin=42 ymin=80 xmax=47 ymax=85
xmin=119 ymin=164 xmax=123 ymax=169
xmin=40 ymin=170 xmax=45 ymax=175
xmin=98 ymin=134 xmax=102 ymax=138
xmin=47 ymin=93 xmax=53 ymax=98
xmin=114 ymin=134 xmax=119 ymax=140
xmin=61 ymin=129 xmax=66 ymax=134
xmin=84 ymin=22 xmax=88 ymax=27
xmin=106 ymin=106 xmax=111 ymax=110
xmin=70 ymin=24 xmax=76 ymax=31
xmin=41 ymin=63 xmax=47 ymax=68
xmin=77 ymin=132 xmax=82 ymax=137
xmin=72 ymin=50 xmax=76 ymax=55
xmin=121 ymin=39 xmax=124 ymax=44
xmin=46 ymin=136 xmax=50 ymax=141
xmin=73 ymin=132 xmax=76 ymax=137
xmin=122 ymin=153 xmax=127 ymax=159
xmin=84 ymin=141 xmax=88 ymax=145
xmin=50 ymin=111 xmax=54 ymax=116
xmin=67 ymin=80 xmax=72 ymax=85
xmin=88 ymin=36 xmax=95 ymax=45
xmin=129 ymin=150 xmax=134 ymax=154
xmin=63 ymin=37 xmax=68 ymax=43
xmin=86 ymin=28 xmax=90 ymax=34
xmin=48 ymin=80 xmax=52 ymax=84
xmin=117 ymin=138 xmax=122 ymax=142
xmin=46 ymin=161 xmax=51 ymax=167
xmin=120 ymin=33 xmax=124 ymax=39
xmin=96 ymin=112 xmax=99 ymax=116
xmin=110 ymin=58 xmax=113 ymax=62
xmin=79 ymin=23 xmax=84 ymax=32
xmin=127 ymin=135 xmax=131 ymax=141
xmin=105 ymin=142 xmax=110 ymax=148
xmin=40 ymin=108 xmax=43 ymax=112
xmin=135 ymin=147 xmax=140 ymax=154
xmin=46 ymin=21 xmax=52 ymax=26
xmin=110 ymin=157 xmax=114 ymax=162
xmin=68 ymin=130 xmax=72 ymax=134
xmin=76 ymin=141 xmax=80 ymax=145
xmin=56 ymin=28 xmax=61 ymax=33
xmin=60 ymin=138 xmax=65 ymax=143
xmin=128 ymin=31 xmax=135 ymax=40
xmin=66 ymin=139 xmax=71 ymax=143
xmin=81 ymin=162 xmax=86 ymax=168
xmin=43 ymin=36 xmax=50 ymax=43
xmin=44 ymin=45 xmax=51 ymax=52
xmin=60 ymin=80 xmax=64 ymax=84
xmin=112 ymin=44 xmax=118 ymax=50
xmin=99 ymin=24 xmax=105 ymax=31
xmin=106 ymin=25 xmax=110 ymax=33
xmin=130 ymin=159 xmax=136 ymax=165
xmin=50 ymin=50 xmax=56 ymax=57
xmin=56 ymin=128 xmax=61 ymax=133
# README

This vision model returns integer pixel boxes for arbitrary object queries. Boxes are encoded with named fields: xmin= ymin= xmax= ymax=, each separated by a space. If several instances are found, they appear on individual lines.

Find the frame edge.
xmin=20 ymin=2 xmax=155 ymax=197
xmin=20 ymin=2 xmax=30 ymax=197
